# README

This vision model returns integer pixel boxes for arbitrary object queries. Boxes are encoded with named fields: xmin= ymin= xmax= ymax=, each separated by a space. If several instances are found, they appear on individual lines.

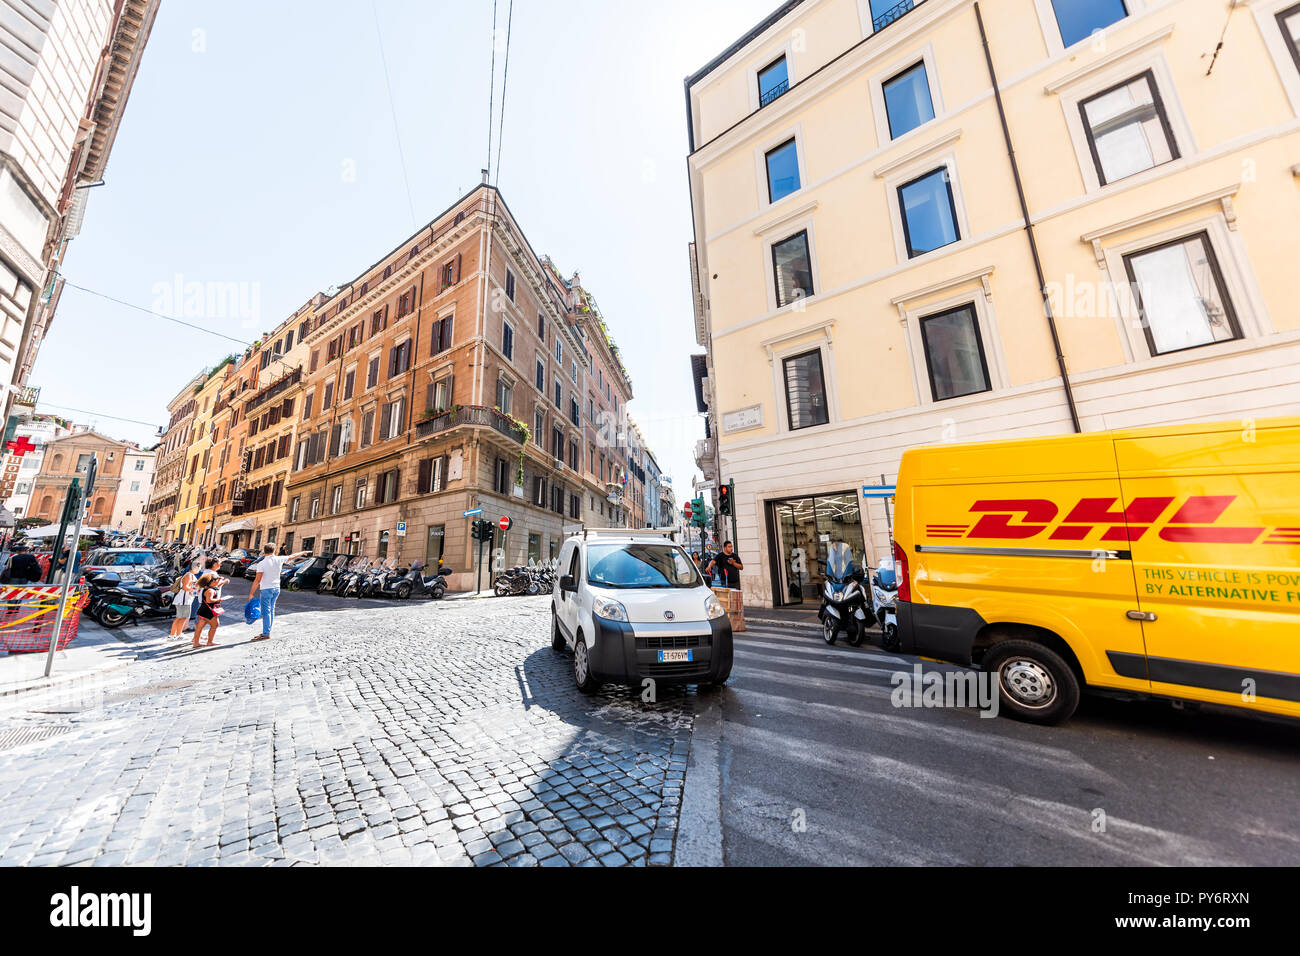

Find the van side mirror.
xmin=560 ymin=575 xmax=577 ymax=592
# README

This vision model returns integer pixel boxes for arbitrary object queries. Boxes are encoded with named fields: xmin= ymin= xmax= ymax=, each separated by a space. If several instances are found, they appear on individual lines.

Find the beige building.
xmin=0 ymin=0 xmax=158 ymax=425
xmin=687 ymin=0 xmax=1300 ymax=608
xmin=28 ymin=429 xmax=126 ymax=526
xmin=145 ymin=374 xmax=204 ymax=541
xmin=109 ymin=445 xmax=153 ymax=534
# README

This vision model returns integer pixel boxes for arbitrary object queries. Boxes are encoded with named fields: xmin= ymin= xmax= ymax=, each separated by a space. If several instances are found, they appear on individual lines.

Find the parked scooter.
xmin=316 ymin=555 xmax=352 ymax=595
xmin=358 ymin=559 xmax=399 ymax=599
xmin=871 ymin=557 xmax=900 ymax=652
xmin=405 ymin=562 xmax=452 ymax=600
xmin=337 ymin=557 xmax=375 ymax=598
xmin=818 ymin=542 xmax=868 ymax=646
xmin=88 ymin=570 xmax=176 ymax=629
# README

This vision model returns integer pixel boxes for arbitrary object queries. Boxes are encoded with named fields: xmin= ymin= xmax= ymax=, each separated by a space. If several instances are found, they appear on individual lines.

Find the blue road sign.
xmin=862 ymin=485 xmax=897 ymax=499
xmin=463 ymin=509 xmax=484 ymax=518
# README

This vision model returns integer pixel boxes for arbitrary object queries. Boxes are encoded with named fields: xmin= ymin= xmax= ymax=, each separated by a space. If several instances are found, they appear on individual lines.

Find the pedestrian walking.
xmin=706 ymin=541 xmax=745 ymax=590
xmin=248 ymin=544 xmax=309 ymax=643
xmin=168 ymin=560 xmax=201 ymax=640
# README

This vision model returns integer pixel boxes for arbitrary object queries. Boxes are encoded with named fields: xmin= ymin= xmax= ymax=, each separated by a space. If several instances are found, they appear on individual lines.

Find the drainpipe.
xmin=974 ymin=2 xmax=1082 ymax=434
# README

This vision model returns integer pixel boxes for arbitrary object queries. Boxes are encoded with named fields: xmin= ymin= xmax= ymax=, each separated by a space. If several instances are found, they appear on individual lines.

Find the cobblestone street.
xmin=0 ymin=592 xmax=694 ymax=867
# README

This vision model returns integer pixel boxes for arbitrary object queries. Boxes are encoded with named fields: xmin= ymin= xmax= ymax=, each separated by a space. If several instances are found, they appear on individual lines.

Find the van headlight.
xmin=593 ymin=597 xmax=629 ymax=622
xmin=705 ymin=594 xmax=727 ymax=620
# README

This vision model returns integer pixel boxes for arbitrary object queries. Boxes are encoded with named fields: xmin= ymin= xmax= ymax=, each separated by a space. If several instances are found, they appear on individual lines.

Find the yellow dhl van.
xmin=893 ymin=416 xmax=1300 ymax=725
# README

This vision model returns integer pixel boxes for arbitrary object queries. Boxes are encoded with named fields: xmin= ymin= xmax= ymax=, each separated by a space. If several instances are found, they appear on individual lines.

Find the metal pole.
xmin=44 ymin=479 xmax=86 ymax=678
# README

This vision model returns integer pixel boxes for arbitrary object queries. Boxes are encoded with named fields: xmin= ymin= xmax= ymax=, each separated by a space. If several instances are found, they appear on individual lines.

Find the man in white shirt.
xmin=249 ymin=544 xmax=310 ymax=642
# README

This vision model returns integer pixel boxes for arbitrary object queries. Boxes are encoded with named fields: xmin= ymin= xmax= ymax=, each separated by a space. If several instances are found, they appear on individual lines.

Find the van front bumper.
xmin=588 ymin=617 xmax=734 ymax=686
xmin=898 ymin=601 xmax=986 ymax=666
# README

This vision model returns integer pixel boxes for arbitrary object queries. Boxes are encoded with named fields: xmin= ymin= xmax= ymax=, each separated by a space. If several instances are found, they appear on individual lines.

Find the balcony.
xmin=694 ymin=438 xmax=717 ymax=483
xmin=759 ymin=78 xmax=789 ymax=108
xmin=416 ymin=404 xmax=528 ymax=446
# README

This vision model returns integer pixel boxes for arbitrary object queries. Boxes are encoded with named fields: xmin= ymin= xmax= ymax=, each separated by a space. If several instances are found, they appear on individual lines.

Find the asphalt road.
xmin=682 ymin=622 xmax=1300 ymax=866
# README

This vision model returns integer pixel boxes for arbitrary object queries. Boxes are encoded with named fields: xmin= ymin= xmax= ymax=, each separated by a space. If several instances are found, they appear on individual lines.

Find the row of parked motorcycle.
xmin=492 ymin=562 xmax=557 ymax=597
xmin=309 ymin=555 xmax=452 ymax=601
xmin=817 ymin=542 xmax=900 ymax=651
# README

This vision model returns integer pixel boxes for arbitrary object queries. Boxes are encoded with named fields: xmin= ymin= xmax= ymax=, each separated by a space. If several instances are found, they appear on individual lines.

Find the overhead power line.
xmin=34 ymin=401 xmax=161 ymax=430
xmin=493 ymin=0 xmax=515 ymax=186
xmin=59 ymin=279 xmax=254 ymax=347
xmin=486 ymin=0 xmax=499 ymax=180
xmin=372 ymin=0 xmax=417 ymax=229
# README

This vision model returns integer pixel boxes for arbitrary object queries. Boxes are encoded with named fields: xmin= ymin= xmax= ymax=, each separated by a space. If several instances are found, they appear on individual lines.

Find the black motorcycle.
xmin=403 ymin=563 xmax=452 ymax=600
xmin=88 ymin=571 xmax=177 ymax=629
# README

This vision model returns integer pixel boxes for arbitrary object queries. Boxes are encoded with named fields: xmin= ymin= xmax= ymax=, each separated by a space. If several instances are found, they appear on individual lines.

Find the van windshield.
xmin=587 ymin=544 xmax=701 ymax=590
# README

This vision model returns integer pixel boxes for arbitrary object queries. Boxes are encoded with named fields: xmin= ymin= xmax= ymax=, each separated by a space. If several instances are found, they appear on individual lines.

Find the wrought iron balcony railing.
xmin=759 ymin=78 xmax=789 ymax=107
xmin=416 ymin=404 xmax=528 ymax=446
xmin=872 ymin=0 xmax=916 ymax=33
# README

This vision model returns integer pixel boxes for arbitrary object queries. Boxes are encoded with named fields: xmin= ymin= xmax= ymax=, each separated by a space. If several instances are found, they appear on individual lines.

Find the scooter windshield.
xmin=825 ymin=542 xmax=852 ymax=580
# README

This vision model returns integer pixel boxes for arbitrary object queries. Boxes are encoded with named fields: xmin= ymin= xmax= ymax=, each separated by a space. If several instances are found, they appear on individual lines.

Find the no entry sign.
xmin=499 ymin=516 xmax=513 ymax=532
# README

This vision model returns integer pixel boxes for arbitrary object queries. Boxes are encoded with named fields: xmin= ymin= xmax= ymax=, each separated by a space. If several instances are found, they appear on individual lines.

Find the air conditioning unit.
xmin=554 ymin=459 xmax=566 ymax=472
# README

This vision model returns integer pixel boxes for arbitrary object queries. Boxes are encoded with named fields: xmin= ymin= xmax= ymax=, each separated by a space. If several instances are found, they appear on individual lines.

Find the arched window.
xmin=39 ymin=495 xmax=53 ymax=515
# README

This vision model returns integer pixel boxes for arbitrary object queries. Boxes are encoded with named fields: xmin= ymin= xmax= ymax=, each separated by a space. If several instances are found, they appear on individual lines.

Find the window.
xmin=502 ymin=322 xmax=514 ymax=360
xmin=427 ymin=525 xmax=446 ymax=566
xmin=303 ymin=393 xmax=314 ymax=420
xmin=417 ymin=457 xmax=443 ymax=494
xmin=389 ymin=340 xmax=412 ymax=378
xmin=505 ymin=269 xmax=516 ymax=302
xmin=534 ymin=407 xmax=545 ymax=440
xmin=428 ymin=377 xmax=452 ymax=413
xmin=554 ymin=380 xmax=562 ymax=409
xmin=919 ymin=305 xmax=992 ymax=401
xmin=290 ymin=497 xmax=300 ymax=521
xmin=135 ymin=459 xmax=146 ymax=471
xmin=431 ymin=315 xmax=453 ymax=356
xmin=883 ymin=63 xmax=935 ymax=139
xmin=1282 ymin=4 xmax=1300 ymax=74
xmin=1050 ymin=0 xmax=1128 ymax=47
xmin=331 ymin=485 xmax=343 ymax=515
xmin=758 ymin=55 xmax=789 ymax=107
xmin=570 ymin=360 xmax=578 ymax=385
xmin=360 ymin=409 xmax=374 ymax=448
xmin=765 ymin=139 xmax=800 ymax=203
xmin=370 ymin=309 xmax=387 ymax=336
xmin=309 ymin=495 xmax=321 ymax=519
xmin=771 ymin=231 xmax=814 ymax=308
xmin=496 ymin=458 xmax=512 ymax=495
xmin=377 ymin=531 xmax=390 ymax=560
xmin=537 ymin=313 xmax=546 ymax=340
xmin=377 ymin=470 xmax=401 ymax=505
xmin=783 ymin=350 xmax=830 ymax=430
xmin=75 ymin=454 xmax=91 ymax=472
xmin=496 ymin=378 xmax=513 ymax=416
xmin=379 ymin=398 xmax=405 ymax=441
xmin=343 ymin=369 xmax=355 ymax=401
xmin=1123 ymin=232 xmax=1241 ymax=357
xmin=1080 ymin=72 xmax=1178 ymax=186
xmin=354 ymin=479 xmax=368 ymax=510
xmin=555 ymin=339 xmax=563 ymax=364
xmin=367 ymin=356 xmax=380 ymax=388
xmin=322 ymin=382 xmax=334 ymax=410
xmin=570 ymin=398 xmax=580 ymax=425
xmin=899 ymin=168 xmax=960 ymax=258
xmin=536 ymin=359 xmax=545 ymax=391
xmin=398 ymin=288 xmax=415 ymax=317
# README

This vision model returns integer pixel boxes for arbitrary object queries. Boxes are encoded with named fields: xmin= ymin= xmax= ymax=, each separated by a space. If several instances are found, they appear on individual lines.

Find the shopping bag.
xmin=244 ymin=598 xmax=261 ymax=626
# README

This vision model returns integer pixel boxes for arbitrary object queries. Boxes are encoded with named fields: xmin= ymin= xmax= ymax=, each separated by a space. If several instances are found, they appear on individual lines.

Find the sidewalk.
xmin=743 ymin=605 xmax=822 ymax=632
xmin=0 ymin=619 xmax=160 ymax=699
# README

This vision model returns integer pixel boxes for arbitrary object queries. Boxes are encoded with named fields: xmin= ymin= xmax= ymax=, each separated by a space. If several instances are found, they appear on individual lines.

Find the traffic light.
xmin=717 ymin=483 xmax=732 ymax=517
xmin=691 ymin=497 xmax=707 ymax=529
xmin=472 ymin=518 xmax=493 ymax=541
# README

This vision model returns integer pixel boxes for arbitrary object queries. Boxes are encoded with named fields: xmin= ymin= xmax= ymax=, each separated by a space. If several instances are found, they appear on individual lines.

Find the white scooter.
xmin=871 ymin=556 xmax=900 ymax=652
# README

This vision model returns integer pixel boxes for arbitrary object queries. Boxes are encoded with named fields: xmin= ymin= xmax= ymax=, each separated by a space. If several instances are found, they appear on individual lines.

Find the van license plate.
xmin=658 ymin=649 xmax=693 ymax=663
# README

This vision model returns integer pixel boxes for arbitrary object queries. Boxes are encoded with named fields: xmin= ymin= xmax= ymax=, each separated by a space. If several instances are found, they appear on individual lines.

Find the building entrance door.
xmin=767 ymin=491 xmax=867 ymax=608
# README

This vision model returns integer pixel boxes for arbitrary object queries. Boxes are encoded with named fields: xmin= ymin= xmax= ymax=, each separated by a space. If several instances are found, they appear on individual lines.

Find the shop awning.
xmin=215 ymin=518 xmax=257 ymax=535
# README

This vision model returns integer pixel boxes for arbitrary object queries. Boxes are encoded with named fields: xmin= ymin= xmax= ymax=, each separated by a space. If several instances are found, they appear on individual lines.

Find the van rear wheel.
xmin=984 ymin=640 xmax=1080 ymax=725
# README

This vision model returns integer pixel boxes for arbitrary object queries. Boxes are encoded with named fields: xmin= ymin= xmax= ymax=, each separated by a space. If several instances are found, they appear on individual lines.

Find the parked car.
xmin=551 ymin=529 xmax=733 ymax=694
xmin=218 ymin=550 xmax=255 ymax=577
xmin=80 ymin=548 xmax=163 ymax=583
xmin=285 ymin=553 xmax=347 ymax=592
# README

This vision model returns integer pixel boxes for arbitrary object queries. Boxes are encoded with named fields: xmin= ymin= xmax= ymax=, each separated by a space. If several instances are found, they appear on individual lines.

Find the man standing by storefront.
xmin=707 ymin=541 xmax=744 ymax=590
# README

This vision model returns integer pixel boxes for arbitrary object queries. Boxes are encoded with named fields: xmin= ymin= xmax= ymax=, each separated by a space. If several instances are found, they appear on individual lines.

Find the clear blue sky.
xmin=33 ymin=0 xmax=778 ymax=500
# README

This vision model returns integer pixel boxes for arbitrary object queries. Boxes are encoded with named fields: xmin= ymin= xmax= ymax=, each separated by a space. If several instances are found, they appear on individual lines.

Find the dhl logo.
xmin=927 ymin=497 xmax=1300 ymax=546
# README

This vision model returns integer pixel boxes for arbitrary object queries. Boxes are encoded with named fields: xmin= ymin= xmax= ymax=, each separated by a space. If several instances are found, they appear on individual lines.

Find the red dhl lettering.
xmin=928 ymin=497 xmax=1277 ymax=545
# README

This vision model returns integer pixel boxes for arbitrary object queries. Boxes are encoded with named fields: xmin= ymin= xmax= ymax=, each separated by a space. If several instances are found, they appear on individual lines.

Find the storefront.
xmin=764 ymin=490 xmax=867 ymax=607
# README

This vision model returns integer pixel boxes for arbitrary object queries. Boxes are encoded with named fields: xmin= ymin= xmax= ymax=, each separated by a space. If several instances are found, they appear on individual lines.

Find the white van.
xmin=551 ymin=529 xmax=734 ymax=693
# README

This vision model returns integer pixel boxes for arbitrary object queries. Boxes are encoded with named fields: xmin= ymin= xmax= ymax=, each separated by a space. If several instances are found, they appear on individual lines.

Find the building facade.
xmin=0 ymin=0 xmax=158 ymax=427
xmin=109 ymin=445 xmax=153 ymax=533
xmin=170 ymin=362 xmax=230 ymax=545
xmin=28 ymin=429 xmax=126 ymax=526
xmin=687 ymin=0 xmax=1300 ymax=608
xmin=1 ymin=414 xmax=74 ymax=517
xmin=144 ymin=374 xmax=204 ymax=541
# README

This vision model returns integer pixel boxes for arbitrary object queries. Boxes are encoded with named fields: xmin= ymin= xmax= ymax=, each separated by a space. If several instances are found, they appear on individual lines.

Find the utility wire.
xmin=371 ymin=0 xmax=417 ymax=229
xmin=493 ymin=0 xmax=515 ymax=187
xmin=486 ymin=0 xmax=499 ymax=180
xmin=59 ymin=279 xmax=254 ymax=347
xmin=34 ymin=401 xmax=161 ymax=430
